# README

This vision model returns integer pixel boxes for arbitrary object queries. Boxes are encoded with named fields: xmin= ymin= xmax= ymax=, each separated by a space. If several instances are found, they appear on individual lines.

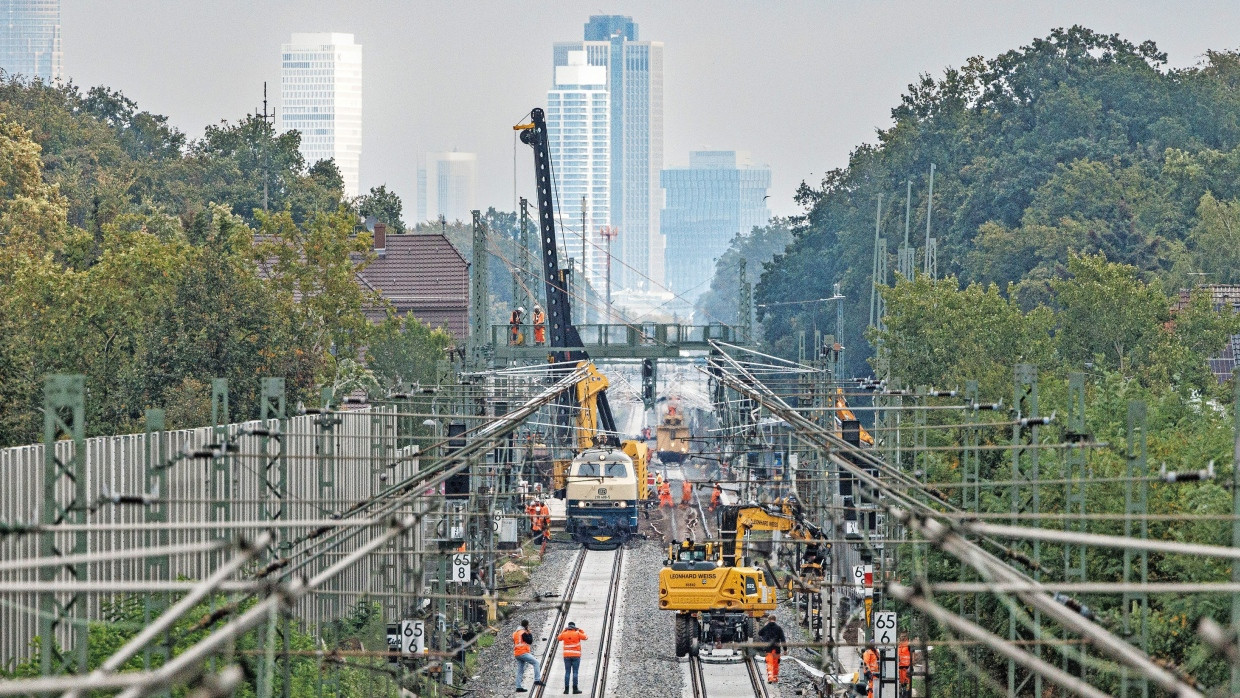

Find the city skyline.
xmin=553 ymin=15 xmax=663 ymax=291
xmin=54 ymin=2 xmax=1240 ymax=221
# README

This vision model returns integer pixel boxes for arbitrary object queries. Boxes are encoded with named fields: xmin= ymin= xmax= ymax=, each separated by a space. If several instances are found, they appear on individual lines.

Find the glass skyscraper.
xmin=280 ymin=33 xmax=363 ymax=198
xmin=546 ymin=50 xmax=610 ymax=291
xmin=553 ymin=15 xmax=663 ymax=291
xmin=417 ymin=151 xmax=478 ymax=223
xmin=661 ymin=151 xmax=771 ymax=302
xmin=0 ymin=0 xmax=61 ymax=83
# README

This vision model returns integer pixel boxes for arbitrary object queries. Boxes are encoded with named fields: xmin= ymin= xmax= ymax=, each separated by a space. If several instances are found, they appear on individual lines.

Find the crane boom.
xmin=517 ymin=107 xmax=619 ymax=442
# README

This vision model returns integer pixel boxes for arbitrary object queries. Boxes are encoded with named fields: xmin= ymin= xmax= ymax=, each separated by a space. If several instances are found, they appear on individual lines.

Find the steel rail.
xmin=589 ymin=547 xmax=625 ymax=697
xmin=532 ymin=549 xmax=588 ymax=698
xmin=687 ymin=655 xmax=707 ymax=697
xmin=745 ymin=655 xmax=772 ymax=697
xmin=703 ymin=341 xmax=1204 ymax=698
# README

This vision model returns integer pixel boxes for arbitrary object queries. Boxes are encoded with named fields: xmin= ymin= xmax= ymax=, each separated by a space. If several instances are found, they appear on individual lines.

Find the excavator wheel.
xmin=688 ymin=616 xmax=701 ymax=657
xmin=674 ymin=614 xmax=691 ymax=658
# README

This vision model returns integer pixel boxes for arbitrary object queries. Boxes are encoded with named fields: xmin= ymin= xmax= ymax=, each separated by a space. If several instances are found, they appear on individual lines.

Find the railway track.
xmin=686 ymin=653 xmax=772 ymax=698
xmin=533 ymin=547 xmax=625 ymax=697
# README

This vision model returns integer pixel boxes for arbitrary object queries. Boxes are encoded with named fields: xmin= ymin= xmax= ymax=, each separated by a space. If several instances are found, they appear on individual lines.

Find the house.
xmin=357 ymin=223 xmax=469 ymax=343
xmin=1174 ymin=284 xmax=1240 ymax=382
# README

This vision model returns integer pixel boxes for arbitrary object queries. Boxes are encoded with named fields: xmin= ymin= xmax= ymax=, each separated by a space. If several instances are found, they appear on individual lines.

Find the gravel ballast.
xmin=466 ymin=543 xmax=577 ymax=696
xmin=613 ymin=539 xmax=683 ymax=698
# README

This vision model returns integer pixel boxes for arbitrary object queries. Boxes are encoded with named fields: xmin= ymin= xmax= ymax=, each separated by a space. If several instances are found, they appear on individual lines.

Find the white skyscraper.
xmin=546 ymin=50 xmax=610 ymax=291
xmin=554 ymin=15 xmax=663 ymax=291
xmin=280 ymin=33 xmax=362 ymax=197
xmin=417 ymin=152 xmax=478 ymax=223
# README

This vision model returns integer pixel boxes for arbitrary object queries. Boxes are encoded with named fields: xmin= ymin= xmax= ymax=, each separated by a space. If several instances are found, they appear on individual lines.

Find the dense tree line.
xmin=0 ymin=78 xmax=446 ymax=446
xmin=751 ymin=26 xmax=1240 ymax=377
xmin=736 ymin=25 xmax=1240 ymax=692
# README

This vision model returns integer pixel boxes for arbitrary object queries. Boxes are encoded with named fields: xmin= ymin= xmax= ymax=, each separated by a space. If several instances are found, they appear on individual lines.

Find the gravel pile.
xmin=466 ymin=543 xmax=578 ymax=696
xmin=613 ymin=539 xmax=683 ymax=698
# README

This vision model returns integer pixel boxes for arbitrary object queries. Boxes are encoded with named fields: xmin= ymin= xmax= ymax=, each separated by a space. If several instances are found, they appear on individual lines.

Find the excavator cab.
xmin=666 ymin=539 xmax=718 ymax=569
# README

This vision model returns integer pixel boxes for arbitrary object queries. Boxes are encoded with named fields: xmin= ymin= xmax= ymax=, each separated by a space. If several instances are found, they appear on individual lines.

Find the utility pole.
xmin=898 ymin=180 xmax=915 ymax=280
xmin=601 ymin=226 xmax=618 ymax=323
xmin=924 ymin=163 xmax=937 ymax=279
xmin=469 ymin=211 xmax=489 ymax=368
xmin=255 ymin=82 xmax=275 ymax=212
xmin=869 ymin=194 xmax=884 ymax=329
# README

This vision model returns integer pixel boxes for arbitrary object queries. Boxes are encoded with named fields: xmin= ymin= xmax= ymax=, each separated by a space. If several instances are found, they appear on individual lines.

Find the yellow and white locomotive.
xmin=565 ymin=441 xmax=648 ymax=549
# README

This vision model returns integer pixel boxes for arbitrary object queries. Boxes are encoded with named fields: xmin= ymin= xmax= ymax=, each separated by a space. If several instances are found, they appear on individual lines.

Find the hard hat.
xmin=534 ymin=304 xmax=542 ymax=311
xmin=566 ymin=621 xmax=577 ymax=629
xmin=517 ymin=306 xmax=526 ymax=313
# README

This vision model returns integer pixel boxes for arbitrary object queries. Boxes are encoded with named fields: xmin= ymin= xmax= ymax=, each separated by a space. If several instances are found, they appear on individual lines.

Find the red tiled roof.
xmin=357 ymin=233 xmax=469 ymax=341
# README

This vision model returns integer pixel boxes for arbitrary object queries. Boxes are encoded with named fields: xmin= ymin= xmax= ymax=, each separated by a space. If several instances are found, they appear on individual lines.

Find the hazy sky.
xmin=62 ymin=1 xmax=1240 ymax=219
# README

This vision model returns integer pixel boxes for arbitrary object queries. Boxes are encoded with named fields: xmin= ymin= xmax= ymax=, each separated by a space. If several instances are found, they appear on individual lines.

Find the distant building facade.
xmin=553 ymin=15 xmax=663 ymax=291
xmin=0 ymin=0 xmax=60 ymax=82
xmin=661 ymin=151 xmax=770 ymax=301
xmin=546 ymin=50 xmax=610 ymax=290
xmin=417 ymin=152 xmax=478 ymax=223
xmin=280 ymin=32 xmax=362 ymax=197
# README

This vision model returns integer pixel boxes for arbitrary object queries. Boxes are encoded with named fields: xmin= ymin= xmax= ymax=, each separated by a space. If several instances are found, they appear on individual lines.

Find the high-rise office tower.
xmin=553 ymin=15 xmax=663 ymax=291
xmin=417 ymin=151 xmax=478 ymax=223
xmin=280 ymin=33 xmax=362 ymax=198
xmin=661 ymin=151 xmax=771 ymax=302
xmin=0 ymin=0 xmax=61 ymax=82
xmin=545 ymin=50 xmax=610 ymax=291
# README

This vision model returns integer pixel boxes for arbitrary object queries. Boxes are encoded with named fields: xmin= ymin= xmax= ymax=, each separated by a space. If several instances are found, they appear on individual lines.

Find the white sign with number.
xmin=874 ymin=610 xmax=898 ymax=646
xmin=852 ymin=565 xmax=865 ymax=587
xmin=400 ymin=619 xmax=425 ymax=655
xmin=452 ymin=553 xmax=471 ymax=583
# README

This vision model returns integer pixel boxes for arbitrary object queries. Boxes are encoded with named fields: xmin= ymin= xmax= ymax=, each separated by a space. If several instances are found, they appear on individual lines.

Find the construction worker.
xmin=532 ymin=304 xmax=546 ymax=344
xmin=556 ymin=621 xmax=588 ymax=694
xmin=510 ymin=306 xmax=526 ymax=345
xmin=862 ymin=643 xmax=880 ymax=698
xmin=658 ymin=479 xmax=673 ymax=508
xmin=709 ymin=483 xmax=722 ymax=511
xmin=897 ymin=633 xmax=913 ymax=698
xmin=512 ymin=619 xmax=544 ymax=692
xmin=525 ymin=499 xmax=538 ymax=538
xmin=681 ymin=479 xmax=693 ymax=507
xmin=536 ymin=500 xmax=551 ymax=543
xmin=757 ymin=614 xmax=786 ymax=684
xmin=530 ymin=499 xmax=546 ymax=545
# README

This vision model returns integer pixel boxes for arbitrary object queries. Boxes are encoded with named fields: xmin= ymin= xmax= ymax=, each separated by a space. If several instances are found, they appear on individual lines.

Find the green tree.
xmin=365 ymin=311 xmax=453 ymax=391
xmin=358 ymin=184 xmax=406 ymax=233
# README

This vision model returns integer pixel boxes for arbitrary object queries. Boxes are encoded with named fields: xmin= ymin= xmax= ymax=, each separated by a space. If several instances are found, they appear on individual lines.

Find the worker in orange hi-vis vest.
xmin=512 ymin=619 xmax=544 ymax=692
xmin=658 ymin=480 xmax=673 ymax=508
xmin=862 ymin=643 xmax=880 ymax=698
xmin=897 ymin=633 xmax=913 ymax=698
xmin=532 ymin=305 xmax=546 ymax=344
xmin=536 ymin=500 xmax=551 ymax=555
xmin=557 ymin=621 xmax=589 ymax=694
xmin=530 ymin=500 xmax=546 ymax=545
xmin=681 ymin=480 xmax=693 ymax=507
xmin=710 ymin=483 xmax=722 ymax=511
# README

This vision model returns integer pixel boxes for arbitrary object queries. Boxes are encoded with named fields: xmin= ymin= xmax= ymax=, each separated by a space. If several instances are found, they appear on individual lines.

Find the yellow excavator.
xmin=658 ymin=538 xmax=776 ymax=657
xmin=658 ymin=499 xmax=828 ymax=656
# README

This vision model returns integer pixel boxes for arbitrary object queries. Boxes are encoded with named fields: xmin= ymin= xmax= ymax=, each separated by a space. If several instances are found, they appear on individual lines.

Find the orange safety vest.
xmin=513 ymin=628 xmax=531 ymax=656
xmin=681 ymin=481 xmax=692 ymax=502
xmin=863 ymin=648 xmax=880 ymax=673
xmin=533 ymin=310 xmax=546 ymax=343
xmin=711 ymin=488 xmax=721 ymax=505
xmin=658 ymin=482 xmax=670 ymax=496
xmin=897 ymin=641 xmax=912 ymax=683
xmin=537 ymin=504 xmax=550 ymax=530
xmin=557 ymin=628 xmax=588 ymax=658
